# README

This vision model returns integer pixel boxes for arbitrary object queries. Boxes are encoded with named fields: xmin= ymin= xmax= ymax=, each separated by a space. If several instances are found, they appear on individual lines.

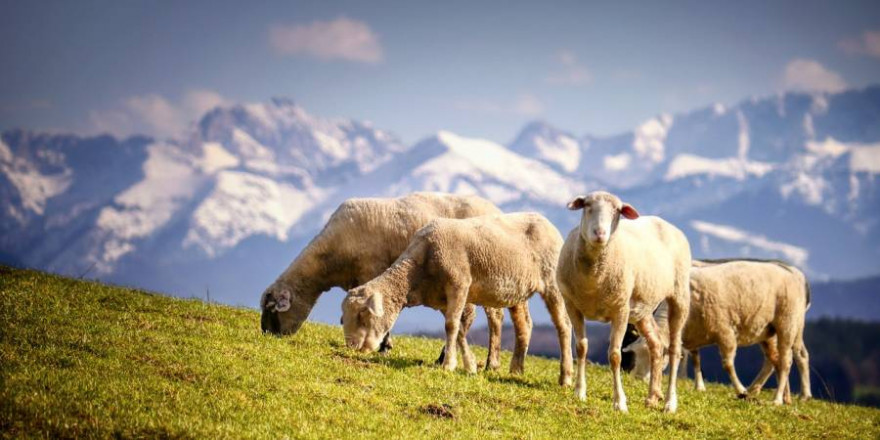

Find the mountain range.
xmin=2 ymin=87 xmax=879 ymax=328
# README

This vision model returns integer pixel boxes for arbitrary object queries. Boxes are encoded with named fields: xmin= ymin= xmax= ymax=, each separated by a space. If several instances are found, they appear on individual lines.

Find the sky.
xmin=1 ymin=0 xmax=880 ymax=144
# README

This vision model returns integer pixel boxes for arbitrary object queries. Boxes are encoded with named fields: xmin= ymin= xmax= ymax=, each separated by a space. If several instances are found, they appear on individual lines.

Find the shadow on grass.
xmin=485 ymin=374 xmax=546 ymax=389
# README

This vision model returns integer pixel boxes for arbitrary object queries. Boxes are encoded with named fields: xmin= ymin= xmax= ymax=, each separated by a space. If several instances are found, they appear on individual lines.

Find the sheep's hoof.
xmin=696 ymin=384 xmax=707 ymax=392
xmin=612 ymin=398 xmax=628 ymax=413
xmin=799 ymin=395 xmax=812 ymax=402
xmin=737 ymin=393 xmax=749 ymax=400
xmin=645 ymin=396 xmax=661 ymax=408
xmin=576 ymin=391 xmax=587 ymax=402
xmin=559 ymin=376 xmax=573 ymax=387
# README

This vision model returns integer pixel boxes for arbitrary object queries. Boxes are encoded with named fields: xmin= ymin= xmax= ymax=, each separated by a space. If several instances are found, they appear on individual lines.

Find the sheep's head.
xmin=341 ymin=286 xmax=397 ymax=352
xmin=567 ymin=191 xmax=639 ymax=247
xmin=260 ymin=283 xmax=308 ymax=335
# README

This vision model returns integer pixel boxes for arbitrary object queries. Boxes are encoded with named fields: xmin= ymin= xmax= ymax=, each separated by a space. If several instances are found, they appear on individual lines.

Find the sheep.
xmin=259 ymin=192 xmax=532 ymax=371
xmin=341 ymin=212 xmax=573 ymax=385
xmin=627 ymin=258 xmax=812 ymax=404
xmin=557 ymin=191 xmax=691 ymax=413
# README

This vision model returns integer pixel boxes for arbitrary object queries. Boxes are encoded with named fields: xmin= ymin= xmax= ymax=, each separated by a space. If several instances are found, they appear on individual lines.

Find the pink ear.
xmin=620 ymin=204 xmax=639 ymax=219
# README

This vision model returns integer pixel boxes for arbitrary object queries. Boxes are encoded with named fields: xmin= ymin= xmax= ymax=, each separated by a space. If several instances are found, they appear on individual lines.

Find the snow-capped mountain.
xmin=1 ymin=87 xmax=879 ymax=324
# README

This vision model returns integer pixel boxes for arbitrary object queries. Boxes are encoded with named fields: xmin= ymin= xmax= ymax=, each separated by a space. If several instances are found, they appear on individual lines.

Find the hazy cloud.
xmin=452 ymin=93 xmax=544 ymax=117
xmin=781 ymin=59 xmax=847 ymax=94
xmin=545 ymin=50 xmax=591 ymax=86
xmin=838 ymin=30 xmax=880 ymax=58
xmin=89 ymin=90 xmax=229 ymax=139
xmin=269 ymin=17 xmax=383 ymax=64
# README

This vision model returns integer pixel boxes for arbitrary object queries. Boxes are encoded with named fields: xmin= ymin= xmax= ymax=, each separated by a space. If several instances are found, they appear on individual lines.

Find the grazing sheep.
xmin=628 ymin=258 xmax=812 ymax=404
xmin=341 ymin=212 xmax=573 ymax=384
xmin=260 ymin=192 xmax=531 ymax=370
xmin=557 ymin=191 xmax=691 ymax=413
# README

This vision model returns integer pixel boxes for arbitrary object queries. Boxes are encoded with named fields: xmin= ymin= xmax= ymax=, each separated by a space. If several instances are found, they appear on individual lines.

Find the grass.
xmin=1 ymin=265 xmax=879 ymax=439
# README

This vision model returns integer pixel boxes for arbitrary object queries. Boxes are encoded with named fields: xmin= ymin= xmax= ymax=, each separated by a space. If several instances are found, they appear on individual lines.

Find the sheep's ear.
xmin=367 ymin=293 xmax=384 ymax=317
xmin=620 ymin=203 xmax=640 ymax=220
xmin=274 ymin=289 xmax=291 ymax=312
xmin=567 ymin=196 xmax=587 ymax=211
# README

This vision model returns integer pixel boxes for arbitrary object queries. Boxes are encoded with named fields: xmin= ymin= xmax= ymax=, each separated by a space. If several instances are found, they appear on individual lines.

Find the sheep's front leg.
xmin=484 ymin=307 xmax=503 ymax=371
xmin=457 ymin=304 xmax=478 ymax=374
xmin=718 ymin=339 xmax=748 ymax=397
xmin=509 ymin=302 xmax=532 ymax=375
xmin=692 ymin=350 xmax=707 ymax=391
xmin=565 ymin=298 xmax=588 ymax=401
xmin=609 ymin=309 xmax=630 ymax=412
xmin=635 ymin=316 xmax=664 ymax=407
xmin=441 ymin=286 xmax=468 ymax=372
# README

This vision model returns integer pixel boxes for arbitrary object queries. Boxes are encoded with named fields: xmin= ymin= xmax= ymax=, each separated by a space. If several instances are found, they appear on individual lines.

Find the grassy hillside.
xmin=1 ymin=266 xmax=879 ymax=439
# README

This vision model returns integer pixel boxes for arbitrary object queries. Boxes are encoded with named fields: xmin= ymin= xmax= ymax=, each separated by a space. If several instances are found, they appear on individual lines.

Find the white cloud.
xmin=838 ymin=30 xmax=880 ymax=58
xmin=89 ymin=89 xmax=229 ymax=139
xmin=513 ymin=93 xmax=544 ymax=116
xmin=781 ymin=59 xmax=847 ymax=94
xmin=452 ymin=93 xmax=544 ymax=117
xmin=269 ymin=17 xmax=383 ymax=64
xmin=545 ymin=50 xmax=591 ymax=86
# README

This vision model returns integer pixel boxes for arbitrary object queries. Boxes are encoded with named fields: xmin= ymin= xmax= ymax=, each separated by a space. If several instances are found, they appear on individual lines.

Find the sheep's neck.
xmin=577 ymin=234 xmax=616 ymax=273
xmin=368 ymin=257 xmax=418 ymax=314
xmin=276 ymin=243 xmax=339 ymax=305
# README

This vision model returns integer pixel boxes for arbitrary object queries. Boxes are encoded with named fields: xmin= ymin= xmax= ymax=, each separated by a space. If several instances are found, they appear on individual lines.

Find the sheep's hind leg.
xmin=664 ymin=296 xmax=688 ymax=413
xmin=509 ymin=302 xmax=532 ymax=375
xmin=540 ymin=283 xmax=573 ymax=387
xmin=772 ymin=327 xmax=796 ymax=405
xmin=692 ymin=350 xmax=707 ymax=391
xmin=635 ymin=316 xmax=665 ymax=407
xmin=747 ymin=338 xmax=777 ymax=396
xmin=793 ymin=333 xmax=812 ymax=401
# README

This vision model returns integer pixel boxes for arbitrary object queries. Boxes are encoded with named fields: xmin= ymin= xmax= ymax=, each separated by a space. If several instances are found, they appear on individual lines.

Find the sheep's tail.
xmin=804 ymin=279 xmax=812 ymax=312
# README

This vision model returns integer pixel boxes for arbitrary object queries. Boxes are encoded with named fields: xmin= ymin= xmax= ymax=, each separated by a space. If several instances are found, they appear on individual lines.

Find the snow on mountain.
xmin=690 ymin=220 xmax=809 ymax=267
xmin=183 ymin=170 xmax=326 ymax=258
xmin=392 ymin=131 xmax=585 ymax=207
xmin=196 ymin=98 xmax=406 ymax=184
xmin=0 ymin=140 xmax=72 ymax=220
xmin=632 ymin=113 xmax=673 ymax=163
xmin=664 ymin=154 xmax=774 ymax=181
xmin=507 ymin=121 xmax=581 ymax=173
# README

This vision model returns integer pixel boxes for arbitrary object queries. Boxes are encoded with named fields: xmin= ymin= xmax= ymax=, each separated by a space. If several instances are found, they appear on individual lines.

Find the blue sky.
xmin=1 ymin=0 xmax=879 ymax=143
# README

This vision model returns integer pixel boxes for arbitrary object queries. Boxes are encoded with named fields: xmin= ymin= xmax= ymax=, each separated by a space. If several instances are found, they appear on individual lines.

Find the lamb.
xmin=341 ymin=212 xmax=573 ymax=384
xmin=259 ymin=192 xmax=531 ymax=370
xmin=557 ymin=191 xmax=691 ymax=413
xmin=627 ymin=258 xmax=812 ymax=404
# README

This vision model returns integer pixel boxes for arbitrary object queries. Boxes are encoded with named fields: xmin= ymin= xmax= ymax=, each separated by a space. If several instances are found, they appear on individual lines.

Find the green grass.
xmin=1 ymin=265 xmax=879 ymax=439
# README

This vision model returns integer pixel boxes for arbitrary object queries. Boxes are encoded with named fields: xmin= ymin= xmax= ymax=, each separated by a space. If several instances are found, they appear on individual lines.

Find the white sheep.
xmin=259 ymin=192 xmax=531 ymax=370
xmin=628 ymin=258 xmax=812 ymax=404
xmin=341 ymin=212 xmax=573 ymax=384
xmin=557 ymin=191 xmax=691 ymax=413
